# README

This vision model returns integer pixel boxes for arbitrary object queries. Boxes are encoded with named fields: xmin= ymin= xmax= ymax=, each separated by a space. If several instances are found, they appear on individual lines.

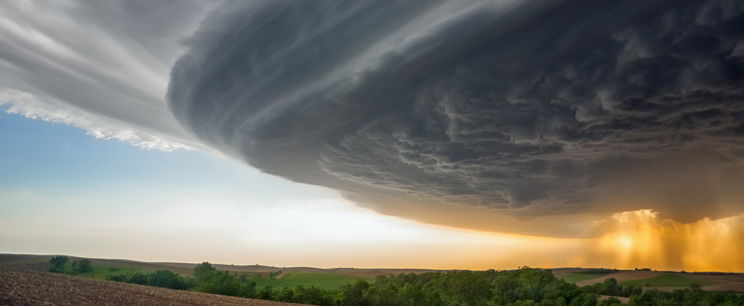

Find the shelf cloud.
xmin=168 ymin=0 xmax=744 ymax=236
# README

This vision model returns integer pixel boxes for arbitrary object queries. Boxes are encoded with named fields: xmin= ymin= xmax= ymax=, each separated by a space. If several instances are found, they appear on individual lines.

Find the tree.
xmin=193 ymin=262 xmax=216 ymax=280
xmin=48 ymin=256 xmax=69 ymax=273
xmin=72 ymin=259 xmax=93 ymax=274
xmin=147 ymin=270 xmax=189 ymax=290
xmin=689 ymin=281 xmax=702 ymax=291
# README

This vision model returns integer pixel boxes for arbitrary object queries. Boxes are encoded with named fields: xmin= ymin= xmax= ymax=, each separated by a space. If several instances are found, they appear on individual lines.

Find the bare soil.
xmin=0 ymin=268 xmax=309 ymax=306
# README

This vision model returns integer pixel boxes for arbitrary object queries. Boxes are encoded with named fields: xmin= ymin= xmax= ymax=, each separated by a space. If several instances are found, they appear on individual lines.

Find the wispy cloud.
xmin=0 ymin=89 xmax=188 ymax=150
xmin=0 ymin=0 xmax=217 ymax=151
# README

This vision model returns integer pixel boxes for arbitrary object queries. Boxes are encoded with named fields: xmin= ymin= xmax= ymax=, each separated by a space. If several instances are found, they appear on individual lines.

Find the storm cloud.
xmin=169 ymin=0 xmax=744 ymax=234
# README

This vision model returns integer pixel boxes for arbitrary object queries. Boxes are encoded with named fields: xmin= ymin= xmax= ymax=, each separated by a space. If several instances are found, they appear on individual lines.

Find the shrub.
xmin=72 ymin=259 xmax=93 ymax=274
xmin=48 ymin=256 xmax=69 ymax=273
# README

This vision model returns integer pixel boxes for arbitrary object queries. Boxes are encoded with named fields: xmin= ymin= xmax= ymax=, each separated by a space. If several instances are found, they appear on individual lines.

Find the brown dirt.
xmin=0 ymin=268 xmax=310 ymax=306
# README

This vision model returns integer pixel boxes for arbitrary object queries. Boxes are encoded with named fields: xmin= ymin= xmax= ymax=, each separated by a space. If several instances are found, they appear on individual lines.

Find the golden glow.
xmin=4 ymin=185 xmax=744 ymax=271
xmin=591 ymin=209 xmax=744 ymax=272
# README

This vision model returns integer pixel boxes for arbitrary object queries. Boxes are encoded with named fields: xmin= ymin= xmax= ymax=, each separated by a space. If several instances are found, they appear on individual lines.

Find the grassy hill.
xmin=0 ymin=254 xmax=434 ymax=290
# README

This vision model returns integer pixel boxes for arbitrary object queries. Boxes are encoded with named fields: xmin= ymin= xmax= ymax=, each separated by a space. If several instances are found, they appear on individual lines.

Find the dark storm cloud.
xmin=169 ymin=0 xmax=744 ymax=232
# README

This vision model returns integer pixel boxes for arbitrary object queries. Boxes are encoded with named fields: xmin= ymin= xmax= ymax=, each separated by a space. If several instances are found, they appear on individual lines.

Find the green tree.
xmin=689 ymin=281 xmax=702 ymax=291
xmin=256 ymin=286 xmax=275 ymax=300
xmin=569 ymin=293 xmax=597 ymax=306
xmin=598 ymin=297 xmax=621 ymax=306
xmin=146 ymin=270 xmax=189 ymax=289
xmin=193 ymin=262 xmax=216 ymax=280
xmin=72 ymin=259 xmax=93 ymax=274
xmin=194 ymin=270 xmax=243 ymax=296
xmin=48 ymin=255 xmax=69 ymax=273
xmin=292 ymin=286 xmax=334 ymax=306
xmin=341 ymin=279 xmax=371 ymax=306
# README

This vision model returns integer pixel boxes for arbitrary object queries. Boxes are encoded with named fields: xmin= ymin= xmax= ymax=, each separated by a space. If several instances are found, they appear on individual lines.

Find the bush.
xmin=48 ymin=256 xmax=69 ymax=273
xmin=147 ymin=270 xmax=190 ymax=290
xmin=72 ymin=259 xmax=93 ymax=274
xmin=193 ymin=262 xmax=216 ymax=280
xmin=107 ymin=270 xmax=189 ymax=290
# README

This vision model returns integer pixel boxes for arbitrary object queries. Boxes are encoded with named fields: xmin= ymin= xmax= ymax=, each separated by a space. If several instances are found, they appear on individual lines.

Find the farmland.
xmin=558 ymin=268 xmax=744 ymax=292
xmin=0 ymin=254 xmax=404 ymax=290
xmin=0 ymin=268 xmax=308 ymax=306
xmin=4 ymin=254 xmax=744 ymax=305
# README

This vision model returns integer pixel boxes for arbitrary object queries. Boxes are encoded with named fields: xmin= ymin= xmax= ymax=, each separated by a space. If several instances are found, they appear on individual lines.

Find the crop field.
xmin=560 ymin=269 xmax=744 ymax=292
xmin=556 ymin=272 xmax=611 ymax=283
xmin=0 ymin=268 xmax=307 ymax=306
xmin=619 ymin=273 xmax=713 ymax=288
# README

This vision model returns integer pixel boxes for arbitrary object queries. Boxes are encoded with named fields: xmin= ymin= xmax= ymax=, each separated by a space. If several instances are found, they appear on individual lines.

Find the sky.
xmin=2 ymin=0 xmax=744 ymax=271
xmin=0 ymin=112 xmax=573 ymax=269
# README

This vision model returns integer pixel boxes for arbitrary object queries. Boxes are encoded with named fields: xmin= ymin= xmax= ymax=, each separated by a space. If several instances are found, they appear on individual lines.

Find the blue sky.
xmin=0 ymin=112 xmax=530 ymax=269
xmin=0 ymin=112 xmax=326 ymax=198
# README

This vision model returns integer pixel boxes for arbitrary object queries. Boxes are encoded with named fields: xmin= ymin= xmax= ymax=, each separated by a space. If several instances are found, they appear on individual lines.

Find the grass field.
xmin=557 ymin=272 xmax=609 ymax=283
xmin=251 ymin=272 xmax=368 ymax=290
xmin=60 ymin=262 xmax=368 ymax=290
xmin=619 ymin=273 xmax=713 ymax=288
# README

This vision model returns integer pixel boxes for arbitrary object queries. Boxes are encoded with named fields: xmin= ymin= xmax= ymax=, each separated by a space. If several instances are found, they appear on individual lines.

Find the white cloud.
xmin=0 ymin=88 xmax=188 ymax=151
xmin=0 ymin=0 xmax=217 ymax=151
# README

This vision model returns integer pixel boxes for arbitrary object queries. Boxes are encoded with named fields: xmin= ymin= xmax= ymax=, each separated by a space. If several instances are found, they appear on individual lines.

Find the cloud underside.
xmin=169 ymin=0 xmax=744 ymax=236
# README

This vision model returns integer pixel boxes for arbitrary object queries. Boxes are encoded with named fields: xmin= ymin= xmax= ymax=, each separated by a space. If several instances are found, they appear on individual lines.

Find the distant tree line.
xmin=48 ymin=256 xmax=92 ymax=274
xmin=584 ymin=278 xmax=643 ymax=297
xmin=51 ymin=258 xmax=744 ymax=306
xmin=580 ymin=269 xmax=618 ymax=275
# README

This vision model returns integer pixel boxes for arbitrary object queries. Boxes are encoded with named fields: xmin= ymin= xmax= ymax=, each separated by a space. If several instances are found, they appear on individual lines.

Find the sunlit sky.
xmin=2 ymin=114 xmax=743 ymax=272
xmin=1 ymin=0 xmax=744 ymax=272
xmin=0 ymin=113 xmax=557 ymax=269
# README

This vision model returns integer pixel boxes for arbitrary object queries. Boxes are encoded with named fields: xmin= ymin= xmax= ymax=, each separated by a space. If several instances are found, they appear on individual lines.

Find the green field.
xmin=52 ymin=261 xmax=368 ymax=290
xmin=557 ymin=272 xmax=610 ymax=283
xmin=620 ymin=273 xmax=712 ymax=288
xmin=251 ymin=272 xmax=368 ymax=290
